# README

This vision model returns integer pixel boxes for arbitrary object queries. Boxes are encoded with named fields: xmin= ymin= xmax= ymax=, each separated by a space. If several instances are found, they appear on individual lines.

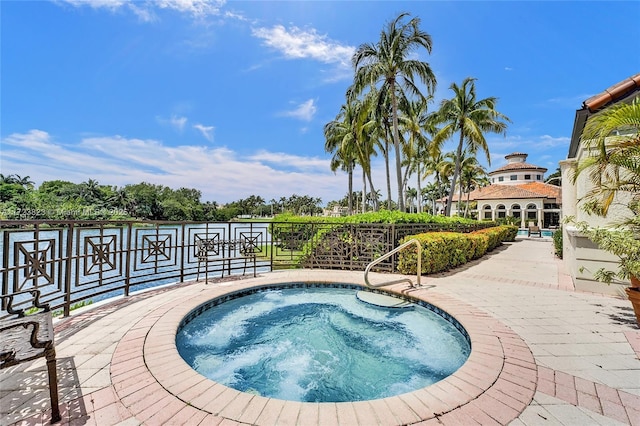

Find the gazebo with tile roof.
xmin=449 ymin=152 xmax=561 ymax=229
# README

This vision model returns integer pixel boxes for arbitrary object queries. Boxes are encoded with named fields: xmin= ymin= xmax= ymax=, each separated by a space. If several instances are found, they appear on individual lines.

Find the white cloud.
xmin=156 ymin=0 xmax=224 ymax=17
xmin=171 ymin=115 xmax=188 ymax=130
xmin=505 ymin=67 xmax=514 ymax=71
xmin=157 ymin=115 xmax=188 ymax=132
xmin=128 ymin=3 xmax=157 ymax=22
xmin=57 ymin=0 xmax=224 ymax=20
xmin=539 ymin=134 xmax=570 ymax=148
xmin=1 ymin=130 xmax=346 ymax=204
xmin=281 ymin=99 xmax=317 ymax=122
xmin=193 ymin=123 xmax=215 ymax=141
xmin=60 ymin=0 xmax=127 ymax=10
xmin=252 ymin=25 xmax=355 ymax=68
xmin=248 ymin=150 xmax=328 ymax=170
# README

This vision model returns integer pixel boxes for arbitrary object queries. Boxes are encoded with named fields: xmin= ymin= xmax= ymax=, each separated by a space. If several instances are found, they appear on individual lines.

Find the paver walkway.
xmin=1 ymin=238 xmax=638 ymax=425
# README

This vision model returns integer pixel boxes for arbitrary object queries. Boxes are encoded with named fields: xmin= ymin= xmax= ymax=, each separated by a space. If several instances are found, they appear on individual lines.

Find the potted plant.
xmin=570 ymin=95 xmax=640 ymax=324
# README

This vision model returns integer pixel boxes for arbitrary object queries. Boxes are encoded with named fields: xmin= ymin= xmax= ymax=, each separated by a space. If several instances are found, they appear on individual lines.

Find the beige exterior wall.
xmin=561 ymin=141 xmax=634 ymax=295
xmin=489 ymin=170 xmax=545 ymax=186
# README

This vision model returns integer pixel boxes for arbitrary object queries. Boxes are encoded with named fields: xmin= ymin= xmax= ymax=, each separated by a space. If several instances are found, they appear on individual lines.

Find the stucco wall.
xmin=560 ymin=141 xmax=634 ymax=295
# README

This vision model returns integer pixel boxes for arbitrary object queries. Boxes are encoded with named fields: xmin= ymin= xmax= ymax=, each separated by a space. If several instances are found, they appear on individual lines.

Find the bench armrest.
xmin=1 ymin=289 xmax=50 ymax=318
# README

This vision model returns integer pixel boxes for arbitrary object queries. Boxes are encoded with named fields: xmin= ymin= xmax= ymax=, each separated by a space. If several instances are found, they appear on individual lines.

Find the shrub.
xmin=552 ymin=227 xmax=563 ymax=259
xmin=471 ymin=225 xmax=518 ymax=249
xmin=273 ymin=211 xmax=493 ymax=254
xmin=397 ymin=225 xmax=517 ymax=275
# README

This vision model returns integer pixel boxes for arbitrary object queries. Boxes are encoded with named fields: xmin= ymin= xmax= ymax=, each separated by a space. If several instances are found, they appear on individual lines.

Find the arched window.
xmin=511 ymin=204 xmax=521 ymax=219
xmin=526 ymin=203 xmax=537 ymax=221
xmin=483 ymin=204 xmax=492 ymax=220
xmin=496 ymin=204 xmax=506 ymax=218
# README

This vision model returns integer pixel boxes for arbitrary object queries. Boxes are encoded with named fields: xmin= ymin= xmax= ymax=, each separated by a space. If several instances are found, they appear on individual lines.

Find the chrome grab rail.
xmin=364 ymin=239 xmax=422 ymax=288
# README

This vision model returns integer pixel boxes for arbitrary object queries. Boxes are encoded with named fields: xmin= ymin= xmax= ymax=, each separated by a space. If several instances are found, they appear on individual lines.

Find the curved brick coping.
xmin=177 ymin=282 xmax=471 ymax=347
xmin=111 ymin=275 xmax=538 ymax=425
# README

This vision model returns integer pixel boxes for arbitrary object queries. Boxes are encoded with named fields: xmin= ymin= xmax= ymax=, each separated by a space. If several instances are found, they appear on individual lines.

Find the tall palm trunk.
xmin=367 ymin=173 xmax=379 ymax=211
xmin=383 ymin=124 xmax=393 ymax=210
xmin=416 ymin=163 xmax=422 ymax=214
xmin=385 ymin=146 xmax=392 ymax=209
xmin=402 ymin=163 xmax=411 ymax=201
xmin=362 ymin=168 xmax=367 ymax=213
xmin=465 ymin=190 xmax=471 ymax=218
xmin=390 ymin=86 xmax=405 ymax=211
xmin=434 ymin=173 xmax=441 ymax=215
xmin=384 ymin=118 xmax=391 ymax=210
xmin=446 ymin=131 xmax=464 ymax=216
xmin=347 ymin=164 xmax=354 ymax=215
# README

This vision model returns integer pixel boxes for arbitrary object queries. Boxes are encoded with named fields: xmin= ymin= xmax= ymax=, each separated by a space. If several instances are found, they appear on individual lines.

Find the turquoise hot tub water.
xmin=176 ymin=284 xmax=470 ymax=403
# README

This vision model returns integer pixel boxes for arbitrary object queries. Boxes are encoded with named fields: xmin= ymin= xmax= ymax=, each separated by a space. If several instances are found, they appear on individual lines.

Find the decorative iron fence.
xmin=1 ymin=220 xmax=491 ymax=317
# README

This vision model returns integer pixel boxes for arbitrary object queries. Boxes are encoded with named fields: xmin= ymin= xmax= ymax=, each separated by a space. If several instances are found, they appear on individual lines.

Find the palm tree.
xmin=422 ymin=149 xmax=449 ymax=214
xmin=545 ymin=167 xmax=562 ymax=186
xmin=421 ymin=182 xmax=440 ymax=215
xmin=80 ymin=179 xmax=102 ymax=203
xmin=458 ymin=155 xmax=488 ymax=218
xmin=325 ymin=100 xmax=361 ymax=216
xmin=573 ymin=96 xmax=640 ymax=216
xmin=0 ymin=174 xmax=33 ymax=187
xmin=352 ymin=12 xmax=436 ymax=211
xmin=405 ymin=187 xmax=418 ymax=213
xmin=325 ymin=92 xmax=379 ymax=215
xmin=15 ymin=175 xmax=34 ymax=188
xmin=399 ymin=96 xmax=436 ymax=213
xmin=434 ymin=77 xmax=510 ymax=216
xmin=369 ymin=87 xmax=395 ymax=211
xmin=109 ymin=187 xmax=133 ymax=213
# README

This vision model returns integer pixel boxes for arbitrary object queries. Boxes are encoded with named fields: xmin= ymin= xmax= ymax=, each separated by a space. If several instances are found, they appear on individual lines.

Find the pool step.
xmin=355 ymin=291 xmax=413 ymax=309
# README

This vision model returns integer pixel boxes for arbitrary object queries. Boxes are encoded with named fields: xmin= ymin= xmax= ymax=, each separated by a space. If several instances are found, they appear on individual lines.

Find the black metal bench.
xmin=1 ymin=289 xmax=61 ymax=423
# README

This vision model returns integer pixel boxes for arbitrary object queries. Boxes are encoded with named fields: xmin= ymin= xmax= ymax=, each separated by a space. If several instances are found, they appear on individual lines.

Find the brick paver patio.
xmin=1 ymin=238 xmax=638 ymax=425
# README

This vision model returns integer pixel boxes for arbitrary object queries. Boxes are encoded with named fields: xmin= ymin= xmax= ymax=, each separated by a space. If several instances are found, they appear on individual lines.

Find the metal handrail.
xmin=364 ymin=239 xmax=422 ymax=288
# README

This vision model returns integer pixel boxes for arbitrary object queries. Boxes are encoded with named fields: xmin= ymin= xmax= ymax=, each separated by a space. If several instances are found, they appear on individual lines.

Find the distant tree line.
xmin=0 ymin=174 xmax=323 ymax=221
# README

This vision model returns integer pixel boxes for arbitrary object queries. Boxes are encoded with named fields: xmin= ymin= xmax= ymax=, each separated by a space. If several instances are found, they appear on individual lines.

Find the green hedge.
xmin=553 ymin=227 xmax=563 ymax=259
xmin=271 ymin=211 xmax=486 ymax=251
xmin=397 ymin=225 xmax=518 ymax=274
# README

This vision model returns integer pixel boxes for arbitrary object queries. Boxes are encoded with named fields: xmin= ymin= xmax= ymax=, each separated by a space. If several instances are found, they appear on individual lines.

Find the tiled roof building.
xmin=450 ymin=153 xmax=561 ymax=228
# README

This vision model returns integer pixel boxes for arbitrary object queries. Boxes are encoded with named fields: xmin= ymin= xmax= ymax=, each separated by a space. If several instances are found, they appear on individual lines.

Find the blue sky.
xmin=2 ymin=1 xmax=639 ymax=205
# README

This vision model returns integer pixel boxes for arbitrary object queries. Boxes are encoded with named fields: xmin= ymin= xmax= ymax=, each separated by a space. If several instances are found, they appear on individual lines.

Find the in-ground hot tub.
xmin=176 ymin=283 xmax=470 ymax=403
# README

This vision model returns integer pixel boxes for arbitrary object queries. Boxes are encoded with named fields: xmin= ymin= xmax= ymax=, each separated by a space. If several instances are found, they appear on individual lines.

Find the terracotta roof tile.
xmin=519 ymin=182 xmax=562 ymax=201
xmin=488 ymin=162 xmax=548 ymax=174
xmin=451 ymin=182 xmax=561 ymax=202
xmin=584 ymin=73 xmax=640 ymax=112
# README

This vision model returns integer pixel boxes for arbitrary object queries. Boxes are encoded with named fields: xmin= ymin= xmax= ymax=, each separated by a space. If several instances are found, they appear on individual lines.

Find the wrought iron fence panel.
xmin=1 ymin=225 xmax=66 ymax=306
xmin=1 ymin=219 xmax=494 ymax=317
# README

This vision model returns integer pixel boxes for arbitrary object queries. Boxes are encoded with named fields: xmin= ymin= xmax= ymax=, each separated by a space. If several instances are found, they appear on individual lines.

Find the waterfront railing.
xmin=1 ymin=220 xmax=490 ymax=317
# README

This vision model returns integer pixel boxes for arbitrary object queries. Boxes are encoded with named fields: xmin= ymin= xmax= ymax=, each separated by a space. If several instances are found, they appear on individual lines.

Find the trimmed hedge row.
xmin=397 ymin=225 xmax=518 ymax=275
xmin=273 ymin=211 xmax=481 ymax=225
xmin=271 ymin=211 xmax=488 ymax=251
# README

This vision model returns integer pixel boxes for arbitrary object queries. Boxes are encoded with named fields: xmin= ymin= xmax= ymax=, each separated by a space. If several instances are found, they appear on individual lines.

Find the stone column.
xmin=537 ymin=208 xmax=543 ymax=228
